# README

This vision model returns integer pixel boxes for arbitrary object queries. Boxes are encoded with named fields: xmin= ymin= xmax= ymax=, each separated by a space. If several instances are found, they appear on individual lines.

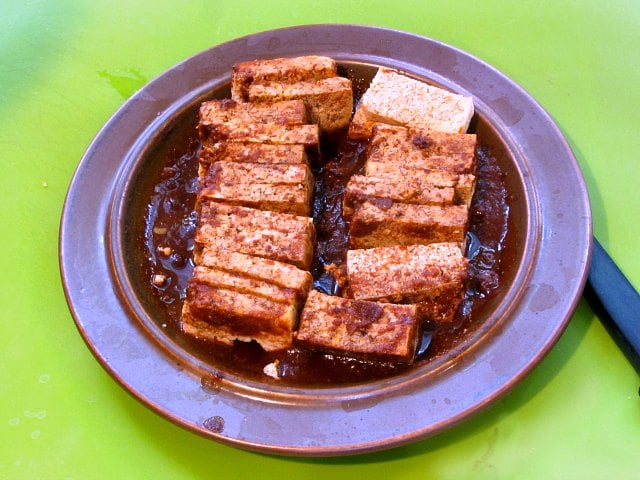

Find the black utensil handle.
xmin=588 ymin=238 xmax=640 ymax=358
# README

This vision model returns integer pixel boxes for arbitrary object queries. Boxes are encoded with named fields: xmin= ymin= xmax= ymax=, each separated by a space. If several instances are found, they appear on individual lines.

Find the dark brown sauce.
xmin=138 ymin=76 xmax=510 ymax=388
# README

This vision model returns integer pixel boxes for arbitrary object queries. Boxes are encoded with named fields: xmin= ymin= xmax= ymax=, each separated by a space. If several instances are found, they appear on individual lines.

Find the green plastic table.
xmin=1 ymin=1 xmax=638 ymax=478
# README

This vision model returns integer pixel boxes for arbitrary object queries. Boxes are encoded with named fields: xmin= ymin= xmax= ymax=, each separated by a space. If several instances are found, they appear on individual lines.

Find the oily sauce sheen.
xmin=140 ymin=97 xmax=510 ymax=389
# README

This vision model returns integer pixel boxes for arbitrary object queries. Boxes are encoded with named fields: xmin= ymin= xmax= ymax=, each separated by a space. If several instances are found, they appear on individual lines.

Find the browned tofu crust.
xmin=198 ymin=121 xmax=320 ymax=148
xmin=349 ymin=201 xmax=469 ymax=248
xmin=182 ymin=239 xmax=312 ymax=351
xmin=363 ymin=162 xmax=476 ymax=206
xmin=247 ymin=77 xmax=353 ymax=132
xmin=199 ymin=98 xmax=307 ymax=125
xmin=370 ymin=124 xmax=477 ymax=156
xmin=366 ymin=124 xmax=477 ymax=174
xmin=347 ymin=243 xmax=468 ymax=323
xmin=231 ymin=55 xmax=338 ymax=101
xmin=197 ymin=246 xmax=312 ymax=306
xmin=194 ymin=201 xmax=315 ymax=270
xmin=198 ymin=161 xmax=313 ymax=216
xmin=199 ymin=142 xmax=309 ymax=167
xmin=181 ymin=284 xmax=298 ymax=351
xmin=343 ymin=174 xmax=456 ymax=218
xmin=295 ymin=290 xmax=420 ymax=363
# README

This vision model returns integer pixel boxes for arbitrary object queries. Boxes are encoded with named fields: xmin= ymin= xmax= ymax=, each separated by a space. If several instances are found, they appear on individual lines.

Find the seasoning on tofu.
xmin=198 ymin=121 xmax=320 ymax=148
xmin=369 ymin=124 xmax=477 ymax=158
xmin=198 ymin=161 xmax=314 ymax=216
xmin=295 ymin=290 xmax=421 ymax=363
xmin=348 ymin=201 xmax=469 ymax=249
xmin=194 ymin=201 xmax=315 ymax=270
xmin=247 ymin=76 xmax=353 ymax=132
xmin=181 ymin=246 xmax=312 ymax=351
xmin=361 ymin=163 xmax=476 ymax=207
xmin=346 ymin=243 xmax=469 ymax=323
xmin=231 ymin=55 xmax=338 ymax=102
xmin=199 ymin=143 xmax=309 ymax=167
xmin=199 ymin=98 xmax=308 ymax=126
xmin=342 ymin=173 xmax=456 ymax=219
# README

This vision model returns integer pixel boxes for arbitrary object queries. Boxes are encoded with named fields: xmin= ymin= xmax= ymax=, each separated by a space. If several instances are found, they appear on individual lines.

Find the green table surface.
xmin=2 ymin=1 xmax=639 ymax=478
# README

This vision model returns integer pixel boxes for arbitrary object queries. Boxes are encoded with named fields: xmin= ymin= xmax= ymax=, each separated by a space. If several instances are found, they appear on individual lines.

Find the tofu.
xmin=348 ymin=201 xmax=469 ymax=248
xmin=366 ymin=124 xmax=476 ymax=174
xmin=363 ymin=162 xmax=476 ymax=206
xmin=295 ymin=290 xmax=421 ymax=363
xmin=181 ymin=247 xmax=313 ymax=352
xmin=342 ymin=174 xmax=456 ymax=218
xmin=247 ymin=77 xmax=353 ymax=132
xmin=198 ymin=121 xmax=320 ymax=148
xmin=231 ymin=55 xmax=338 ymax=101
xmin=369 ymin=124 xmax=477 ymax=157
xmin=181 ymin=282 xmax=299 ymax=351
xmin=347 ymin=243 xmax=468 ymax=323
xmin=194 ymin=202 xmax=315 ymax=270
xmin=198 ymin=161 xmax=313 ymax=216
xmin=197 ymin=246 xmax=312 ymax=305
xmin=199 ymin=98 xmax=307 ymax=125
xmin=199 ymin=142 xmax=309 ymax=167
xmin=348 ymin=68 xmax=474 ymax=139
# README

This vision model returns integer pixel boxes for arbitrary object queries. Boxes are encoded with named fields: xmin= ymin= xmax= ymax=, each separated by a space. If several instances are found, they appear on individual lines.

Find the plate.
xmin=59 ymin=25 xmax=591 ymax=456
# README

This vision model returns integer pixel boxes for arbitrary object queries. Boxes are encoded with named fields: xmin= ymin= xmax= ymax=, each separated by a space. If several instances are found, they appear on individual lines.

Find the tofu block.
xmin=348 ymin=68 xmax=474 ymax=139
xmin=247 ymin=77 xmax=353 ymax=132
xmin=198 ymin=161 xmax=313 ymax=216
xmin=369 ymin=124 xmax=477 ymax=157
xmin=363 ymin=162 xmax=476 ymax=206
xmin=198 ymin=121 xmax=320 ymax=148
xmin=347 ymin=243 xmax=468 ymax=323
xmin=343 ymin=174 xmax=456 ymax=218
xmin=181 ymin=282 xmax=299 ymax=351
xmin=199 ymin=98 xmax=307 ymax=125
xmin=348 ymin=201 xmax=469 ymax=248
xmin=231 ymin=55 xmax=338 ymax=101
xmin=181 ymin=244 xmax=314 ymax=351
xmin=295 ymin=290 xmax=421 ymax=363
xmin=366 ymin=124 xmax=476 ymax=174
xmin=197 ymin=246 xmax=312 ymax=306
xmin=199 ymin=142 xmax=309 ymax=167
xmin=195 ymin=202 xmax=315 ymax=270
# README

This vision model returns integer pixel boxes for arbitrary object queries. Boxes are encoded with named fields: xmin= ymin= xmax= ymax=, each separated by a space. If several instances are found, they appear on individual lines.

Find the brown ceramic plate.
xmin=59 ymin=25 xmax=591 ymax=456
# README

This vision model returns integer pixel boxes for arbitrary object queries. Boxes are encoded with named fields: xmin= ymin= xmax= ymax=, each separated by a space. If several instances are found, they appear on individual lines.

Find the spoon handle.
xmin=588 ymin=238 xmax=640 ymax=360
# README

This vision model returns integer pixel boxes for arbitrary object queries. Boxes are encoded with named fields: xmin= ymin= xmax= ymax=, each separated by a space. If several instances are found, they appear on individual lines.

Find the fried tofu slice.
xmin=198 ymin=121 xmax=320 ymax=149
xmin=198 ymin=161 xmax=313 ymax=216
xmin=199 ymin=142 xmax=309 ymax=167
xmin=365 ymin=124 xmax=476 ymax=174
xmin=347 ymin=243 xmax=468 ymax=323
xmin=197 ymin=246 xmax=312 ymax=304
xmin=247 ymin=77 xmax=353 ymax=132
xmin=231 ymin=55 xmax=338 ymax=101
xmin=369 ymin=124 xmax=477 ymax=157
xmin=348 ymin=201 xmax=469 ymax=249
xmin=342 ymin=173 xmax=456 ymax=219
xmin=295 ymin=290 xmax=421 ymax=363
xmin=363 ymin=162 xmax=476 ymax=206
xmin=181 ymin=245 xmax=313 ymax=351
xmin=348 ymin=68 xmax=474 ymax=139
xmin=195 ymin=202 xmax=315 ymax=270
xmin=199 ymin=98 xmax=307 ymax=125
xmin=181 ymin=283 xmax=299 ymax=352
xmin=368 ymin=150 xmax=475 ymax=176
